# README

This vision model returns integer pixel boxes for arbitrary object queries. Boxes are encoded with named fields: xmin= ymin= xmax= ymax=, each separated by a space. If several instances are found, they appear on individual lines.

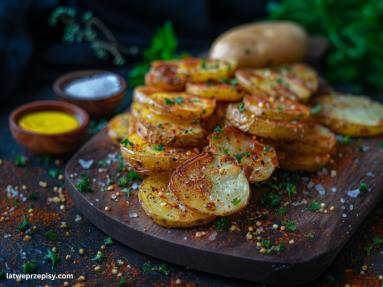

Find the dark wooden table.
xmin=1 ymin=89 xmax=383 ymax=287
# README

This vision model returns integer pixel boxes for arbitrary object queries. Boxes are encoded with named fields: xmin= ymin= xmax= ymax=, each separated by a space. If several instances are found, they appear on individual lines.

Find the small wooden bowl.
xmin=9 ymin=100 xmax=89 ymax=155
xmin=53 ymin=70 xmax=126 ymax=118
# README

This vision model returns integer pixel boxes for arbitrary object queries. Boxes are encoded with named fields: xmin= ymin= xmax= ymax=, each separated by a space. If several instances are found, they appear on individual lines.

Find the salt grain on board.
xmin=78 ymin=159 xmax=94 ymax=169
xmin=347 ymin=189 xmax=360 ymax=198
xmin=315 ymin=184 xmax=326 ymax=196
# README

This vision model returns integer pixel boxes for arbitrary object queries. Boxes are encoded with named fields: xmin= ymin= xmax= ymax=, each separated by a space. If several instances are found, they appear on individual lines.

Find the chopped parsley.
xmin=118 ymin=171 xmax=142 ymax=187
xmin=200 ymin=59 xmax=207 ymax=69
xmin=14 ymin=155 xmax=27 ymax=166
xmin=231 ymin=198 xmax=241 ymax=206
xmin=337 ymin=135 xmax=351 ymax=145
xmin=223 ymin=148 xmax=230 ymax=155
xmin=47 ymin=168 xmax=59 ymax=179
xmin=213 ymin=125 xmax=223 ymax=133
xmin=152 ymin=144 xmax=165 ymax=151
xmin=379 ymin=141 xmax=383 ymax=148
xmin=261 ymin=239 xmax=271 ymax=249
xmin=92 ymin=250 xmax=105 ymax=262
xmin=238 ymin=102 xmax=245 ymax=113
xmin=143 ymin=262 xmax=169 ymax=276
xmin=306 ymin=232 xmax=316 ymax=239
xmin=76 ymin=174 xmax=92 ymax=193
xmin=263 ymin=146 xmax=271 ymax=152
xmin=121 ymin=187 xmax=133 ymax=197
xmin=359 ymin=181 xmax=367 ymax=191
xmin=45 ymin=230 xmax=58 ymax=241
xmin=215 ymin=217 xmax=229 ymax=231
xmin=116 ymin=276 xmax=130 ymax=287
xmin=273 ymin=242 xmax=285 ymax=253
xmin=308 ymin=201 xmax=321 ymax=212
xmin=310 ymin=104 xmax=322 ymax=114
xmin=104 ymin=237 xmax=114 ymax=246
xmin=276 ymin=207 xmax=286 ymax=216
xmin=164 ymin=98 xmax=175 ymax=105
xmin=44 ymin=249 xmax=60 ymax=269
xmin=373 ymin=236 xmax=383 ymax=246
xmin=175 ymin=96 xmax=184 ymax=104
xmin=282 ymin=219 xmax=297 ymax=232
xmin=235 ymin=151 xmax=251 ymax=163
xmin=0 ymin=270 xmax=5 ymax=280
xmin=22 ymin=260 xmax=38 ymax=274
xmin=88 ymin=119 xmax=107 ymax=135
xmin=18 ymin=216 xmax=29 ymax=232
xmin=286 ymin=183 xmax=297 ymax=198
xmin=260 ymin=192 xmax=281 ymax=208
xmin=121 ymin=138 xmax=134 ymax=148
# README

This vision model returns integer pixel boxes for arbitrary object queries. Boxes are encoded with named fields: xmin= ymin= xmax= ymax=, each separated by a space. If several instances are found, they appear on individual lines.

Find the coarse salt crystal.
xmin=315 ymin=184 xmax=326 ymax=196
xmin=78 ymin=159 xmax=94 ymax=169
xmin=347 ymin=189 xmax=360 ymax=198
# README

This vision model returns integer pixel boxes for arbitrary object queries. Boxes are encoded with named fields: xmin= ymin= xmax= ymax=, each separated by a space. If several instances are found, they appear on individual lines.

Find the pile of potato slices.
xmin=108 ymin=57 xmax=383 ymax=228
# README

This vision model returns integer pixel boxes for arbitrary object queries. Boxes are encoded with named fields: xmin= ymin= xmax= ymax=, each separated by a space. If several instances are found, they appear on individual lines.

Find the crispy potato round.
xmin=185 ymin=81 xmax=243 ymax=101
xmin=262 ymin=125 xmax=336 ymax=155
xmin=131 ymin=102 xmax=207 ymax=147
xmin=107 ymin=113 xmax=135 ymax=143
xmin=277 ymin=151 xmax=331 ymax=172
xmin=226 ymin=103 xmax=306 ymax=140
xmin=313 ymin=93 xmax=383 ymax=136
xmin=145 ymin=60 xmax=186 ymax=91
xmin=134 ymin=89 xmax=216 ymax=121
xmin=208 ymin=126 xmax=278 ymax=182
xmin=243 ymin=94 xmax=310 ymax=121
xmin=120 ymin=132 xmax=199 ymax=173
xmin=178 ymin=58 xmax=235 ymax=82
xmin=169 ymin=152 xmax=250 ymax=216
xmin=236 ymin=64 xmax=319 ymax=102
xmin=139 ymin=174 xmax=215 ymax=228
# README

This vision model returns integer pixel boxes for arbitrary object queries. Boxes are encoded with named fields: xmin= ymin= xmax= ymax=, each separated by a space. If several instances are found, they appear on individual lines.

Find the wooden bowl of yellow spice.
xmin=9 ymin=100 xmax=89 ymax=155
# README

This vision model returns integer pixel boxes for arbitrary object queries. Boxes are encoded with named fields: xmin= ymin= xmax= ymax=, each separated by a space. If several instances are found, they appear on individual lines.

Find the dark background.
xmin=0 ymin=0 xmax=268 ymax=106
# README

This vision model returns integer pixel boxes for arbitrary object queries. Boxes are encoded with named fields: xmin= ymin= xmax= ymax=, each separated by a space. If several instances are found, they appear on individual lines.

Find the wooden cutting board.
xmin=65 ymin=129 xmax=383 ymax=285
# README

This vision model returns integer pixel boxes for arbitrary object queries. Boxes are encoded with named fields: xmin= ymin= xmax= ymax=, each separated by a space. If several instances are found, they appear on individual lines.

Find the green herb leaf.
xmin=175 ymin=96 xmax=184 ymax=104
xmin=76 ymin=173 xmax=92 ymax=193
xmin=47 ymin=168 xmax=59 ymax=179
xmin=215 ymin=217 xmax=229 ymax=231
xmin=238 ymin=102 xmax=245 ymax=113
xmin=27 ymin=192 xmax=38 ymax=201
xmin=152 ymin=144 xmax=165 ymax=151
xmin=286 ymin=183 xmax=297 ymax=198
xmin=373 ymin=237 xmax=383 ymax=246
xmin=310 ymin=105 xmax=322 ymax=114
xmin=213 ymin=125 xmax=223 ymax=133
xmin=282 ymin=219 xmax=297 ymax=232
xmin=261 ymin=239 xmax=271 ymax=249
xmin=143 ymin=262 xmax=170 ymax=276
xmin=306 ymin=232 xmax=316 ymax=239
xmin=14 ymin=155 xmax=27 ymax=166
xmin=121 ymin=138 xmax=134 ymax=148
xmin=231 ymin=198 xmax=241 ymax=206
xmin=359 ymin=181 xmax=367 ymax=191
xmin=22 ymin=260 xmax=38 ymax=274
xmin=45 ymin=230 xmax=58 ymax=241
xmin=337 ymin=135 xmax=351 ymax=145
xmin=104 ymin=237 xmax=114 ymax=246
xmin=44 ymin=249 xmax=60 ymax=269
xmin=118 ymin=171 xmax=142 ymax=187
xmin=18 ymin=216 xmax=29 ymax=232
xmin=92 ymin=250 xmax=105 ymax=262
xmin=164 ymin=98 xmax=175 ymax=105
xmin=308 ymin=201 xmax=321 ymax=212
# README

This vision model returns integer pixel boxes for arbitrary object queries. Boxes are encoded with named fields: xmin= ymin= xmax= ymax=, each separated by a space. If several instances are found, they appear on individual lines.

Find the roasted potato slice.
xmin=178 ymin=58 xmax=235 ymax=82
xmin=131 ymin=102 xmax=207 ymax=147
xmin=208 ymin=126 xmax=278 ymax=182
xmin=134 ymin=89 xmax=216 ymax=120
xmin=145 ymin=60 xmax=186 ymax=91
xmin=243 ymin=94 xmax=310 ymax=121
xmin=277 ymin=151 xmax=331 ymax=172
xmin=169 ymin=152 xmax=250 ymax=216
xmin=186 ymin=81 xmax=243 ymax=101
xmin=107 ymin=113 xmax=135 ymax=143
xmin=139 ymin=174 xmax=215 ymax=228
xmin=236 ymin=64 xmax=319 ymax=101
xmin=120 ymin=132 xmax=199 ymax=173
xmin=262 ymin=125 xmax=336 ymax=155
xmin=313 ymin=93 xmax=383 ymax=136
xmin=226 ymin=103 xmax=306 ymax=140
